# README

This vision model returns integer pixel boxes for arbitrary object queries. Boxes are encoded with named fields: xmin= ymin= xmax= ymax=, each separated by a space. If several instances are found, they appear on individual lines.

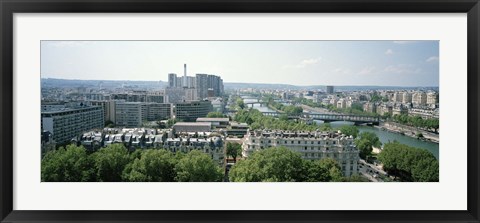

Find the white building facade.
xmin=242 ymin=130 xmax=359 ymax=176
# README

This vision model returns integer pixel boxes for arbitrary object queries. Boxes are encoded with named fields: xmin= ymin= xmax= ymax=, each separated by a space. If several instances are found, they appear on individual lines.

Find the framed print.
xmin=1 ymin=0 xmax=479 ymax=222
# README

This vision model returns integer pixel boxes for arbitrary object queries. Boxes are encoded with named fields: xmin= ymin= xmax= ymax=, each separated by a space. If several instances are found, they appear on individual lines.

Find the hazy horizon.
xmin=41 ymin=77 xmax=439 ymax=88
xmin=41 ymin=40 xmax=439 ymax=87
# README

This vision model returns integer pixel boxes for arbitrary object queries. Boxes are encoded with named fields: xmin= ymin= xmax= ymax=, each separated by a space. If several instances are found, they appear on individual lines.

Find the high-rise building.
xmin=167 ymin=66 xmax=224 ymax=101
xmin=88 ymin=100 xmax=116 ymax=123
xmin=165 ymin=87 xmax=187 ymax=103
xmin=41 ymin=106 xmax=104 ymax=143
xmin=326 ymin=86 xmax=334 ymax=94
xmin=402 ymin=92 xmax=412 ymax=103
xmin=196 ymin=74 xmax=209 ymax=99
xmin=393 ymin=92 xmax=402 ymax=103
xmin=174 ymin=100 xmax=212 ymax=121
xmin=168 ymin=73 xmax=177 ymax=87
xmin=115 ymin=102 xmax=143 ymax=127
xmin=116 ymin=102 xmax=173 ymax=127
xmin=143 ymin=103 xmax=172 ymax=121
xmin=427 ymin=92 xmax=439 ymax=105
xmin=412 ymin=92 xmax=427 ymax=106
xmin=207 ymin=74 xmax=223 ymax=96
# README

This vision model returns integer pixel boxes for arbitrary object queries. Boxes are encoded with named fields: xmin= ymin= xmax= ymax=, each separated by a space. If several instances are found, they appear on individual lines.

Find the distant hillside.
xmin=224 ymin=82 xmax=438 ymax=91
xmin=41 ymin=78 xmax=438 ymax=92
xmin=41 ymin=78 xmax=167 ymax=89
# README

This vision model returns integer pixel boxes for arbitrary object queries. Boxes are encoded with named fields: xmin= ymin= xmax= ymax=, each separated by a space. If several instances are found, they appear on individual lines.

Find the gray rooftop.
xmin=196 ymin=118 xmax=229 ymax=122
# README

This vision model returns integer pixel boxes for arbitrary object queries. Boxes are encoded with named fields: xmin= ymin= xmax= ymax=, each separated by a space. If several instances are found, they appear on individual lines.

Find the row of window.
xmin=251 ymin=139 xmax=353 ymax=145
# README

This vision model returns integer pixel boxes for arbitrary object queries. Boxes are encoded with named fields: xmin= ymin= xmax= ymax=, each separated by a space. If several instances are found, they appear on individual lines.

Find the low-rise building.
xmin=227 ymin=122 xmax=249 ymax=137
xmin=173 ymin=122 xmax=212 ymax=133
xmin=196 ymin=117 xmax=230 ymax=128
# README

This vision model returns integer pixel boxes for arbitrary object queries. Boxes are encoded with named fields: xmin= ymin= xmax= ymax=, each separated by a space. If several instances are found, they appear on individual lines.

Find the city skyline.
xmin=41 ymin=41 xmax=439 ymax=87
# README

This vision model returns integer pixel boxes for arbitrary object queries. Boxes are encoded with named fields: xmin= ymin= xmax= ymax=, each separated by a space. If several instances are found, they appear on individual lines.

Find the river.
xmin=316 ymin=121 xmax=439 ymax=159
xmin=242 ymin=97 xmax=439 ymax=159
xmin=243 ymin=98 xmax=278 ymax=113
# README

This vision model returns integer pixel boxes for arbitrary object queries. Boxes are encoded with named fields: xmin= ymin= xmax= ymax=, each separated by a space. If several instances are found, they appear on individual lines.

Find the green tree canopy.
xmin=122 ymin=149 xmax=177 ymax=182
xmin=226 ymin=142 xmax=242 ymax=163
xmin=92 ymin=144 xmax=130 ymax=182
xmin=236 ymin=98 xmax=245 ymax=110
xmin=175 ymin=150 xmax=223 ymax=182
xmin=355 ymin=132 xmax=382 ymax=159
xmin=303 ymin=158 xmax=344 ymax=182
xmin=229 ymin=147 xmax=306 ymax=182
xmin=378 ymin=141 xmax=438 ymax=182
xmin=207 ymin=112 xmax=226 ymax=118
xmin=41 ymin=144 xmax=93 ymax=182
xmin=339 ymin=125 xmax=359 ymax=138
xmin=229 ymin=147 xmax=344 ymax=182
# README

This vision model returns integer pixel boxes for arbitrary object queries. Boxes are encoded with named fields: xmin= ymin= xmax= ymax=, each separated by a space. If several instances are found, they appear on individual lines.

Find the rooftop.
xmin=196 ymin=118 xmax=229 ymax=122
xmin=174 ymin=122 xmax=212 ymax=127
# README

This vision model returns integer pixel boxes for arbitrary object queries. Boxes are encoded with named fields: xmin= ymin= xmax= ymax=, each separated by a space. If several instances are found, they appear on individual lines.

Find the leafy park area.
xmin=378 ymin=142 xmax=439 ymax=182
xmin=41 ymin=144 xmax=223 ymax=182
xmin=229 ymin=147 xmax=366 ymax=182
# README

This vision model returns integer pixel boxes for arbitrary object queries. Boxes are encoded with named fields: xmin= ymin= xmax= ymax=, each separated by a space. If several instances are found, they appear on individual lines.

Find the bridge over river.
xmin=262 ymin=112 xmax=380 ymax=126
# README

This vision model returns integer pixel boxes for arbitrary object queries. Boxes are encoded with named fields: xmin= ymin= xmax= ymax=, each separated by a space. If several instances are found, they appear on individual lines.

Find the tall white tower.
xmin=182 ymin=64 xmax=188 ymax=88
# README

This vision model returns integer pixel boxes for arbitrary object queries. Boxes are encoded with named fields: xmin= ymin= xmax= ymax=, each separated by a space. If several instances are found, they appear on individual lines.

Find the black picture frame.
xmin=1 ymin=0 xmax=479 ymax=222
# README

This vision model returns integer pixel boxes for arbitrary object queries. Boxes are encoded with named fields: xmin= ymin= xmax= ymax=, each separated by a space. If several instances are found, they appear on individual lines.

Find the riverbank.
xmin=300 ymin=104 xmax=336 ymax=114
xmin=377 ymin=122 xmax=439 ymax=144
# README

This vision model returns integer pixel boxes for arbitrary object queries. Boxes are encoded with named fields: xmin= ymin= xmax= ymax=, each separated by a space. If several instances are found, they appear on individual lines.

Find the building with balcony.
xmin=242 ymin=130 xmax=359 ymax=176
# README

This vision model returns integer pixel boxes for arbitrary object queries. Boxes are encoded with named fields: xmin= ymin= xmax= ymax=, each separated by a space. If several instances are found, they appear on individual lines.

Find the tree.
xmin=319 ymin=123 xmax=332 ymax=131
xmin=236 ymin=98 xmax=245 ymax=110
xmin=104 ymin=120 xmax=115 ymax=128
xmin=343 ymin=174 xmax=370 ymax=182
xmin=156 ymin=120 xmax=167 ymax=129
xmin=283 ymin=105 xmax=303 ymax=116
xmin=279 ymin=114 xmax=289 ymax=121
xmin=166 ymin=118 xmax=177 ymax=128
xmin=355 ymin=132 xmax=381 ymax=160
xmin=226 ymin=142 xmax=242 ymax=163
xmin=416 ymin=132 xmax=424 ymax=138
xmin=378 ymin=141 xmax=438 ymax=182
xmin=382 ymin=112 xmax=392 ymax=120
xmin=303 ymin=158 xmax=344 ymax=182
xmin=229 ymin=147 xmax=306 ymax=182
xmin=339 ymin=125 xmax=359 ymax=138
xmin=207 ymin=112 xmax=226 ymax=118
xmin=41 ymin=144 xmax=94 ymax=182
xmin=92 ymin=144 xmax=130 ymax=182
xmin=122 ymin=149 xmax=177 ymax=182
xmin=229 ymin=147 xmax=343 ymax=182
xmin=175 ymin=150 xmax=223 ymax=182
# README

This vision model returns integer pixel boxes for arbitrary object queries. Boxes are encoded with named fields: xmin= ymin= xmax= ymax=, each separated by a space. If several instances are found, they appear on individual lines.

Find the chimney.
xmin=184 ymin=64 xmax=187 ymax=77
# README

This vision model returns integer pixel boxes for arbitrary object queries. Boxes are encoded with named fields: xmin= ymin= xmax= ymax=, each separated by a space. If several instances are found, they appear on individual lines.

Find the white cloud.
xmin=283 ymin=57 xmax=322 ymax=69
xmin=393 ymin=41 xmax=417 ymax=44
xmin=358 ymin=66 xmax=377 ymax=75
xmin=426 ymin=56 xmax=439 ymax=62
xmin=385 ymin=49 xmax=394 ymax=55
xmin=333 ymin=68 xmax=351 ymax=74
xmin=384 ymin=64 xmax=422 ymax=74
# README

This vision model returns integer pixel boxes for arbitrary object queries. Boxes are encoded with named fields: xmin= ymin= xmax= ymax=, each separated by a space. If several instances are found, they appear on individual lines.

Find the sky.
xmin=41 ymin=41 xmax=439 ymax=87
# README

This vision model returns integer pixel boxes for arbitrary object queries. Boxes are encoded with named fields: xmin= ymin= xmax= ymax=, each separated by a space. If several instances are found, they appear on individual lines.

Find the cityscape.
xmin=41 ymin=41 xmax=439 ymax=182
